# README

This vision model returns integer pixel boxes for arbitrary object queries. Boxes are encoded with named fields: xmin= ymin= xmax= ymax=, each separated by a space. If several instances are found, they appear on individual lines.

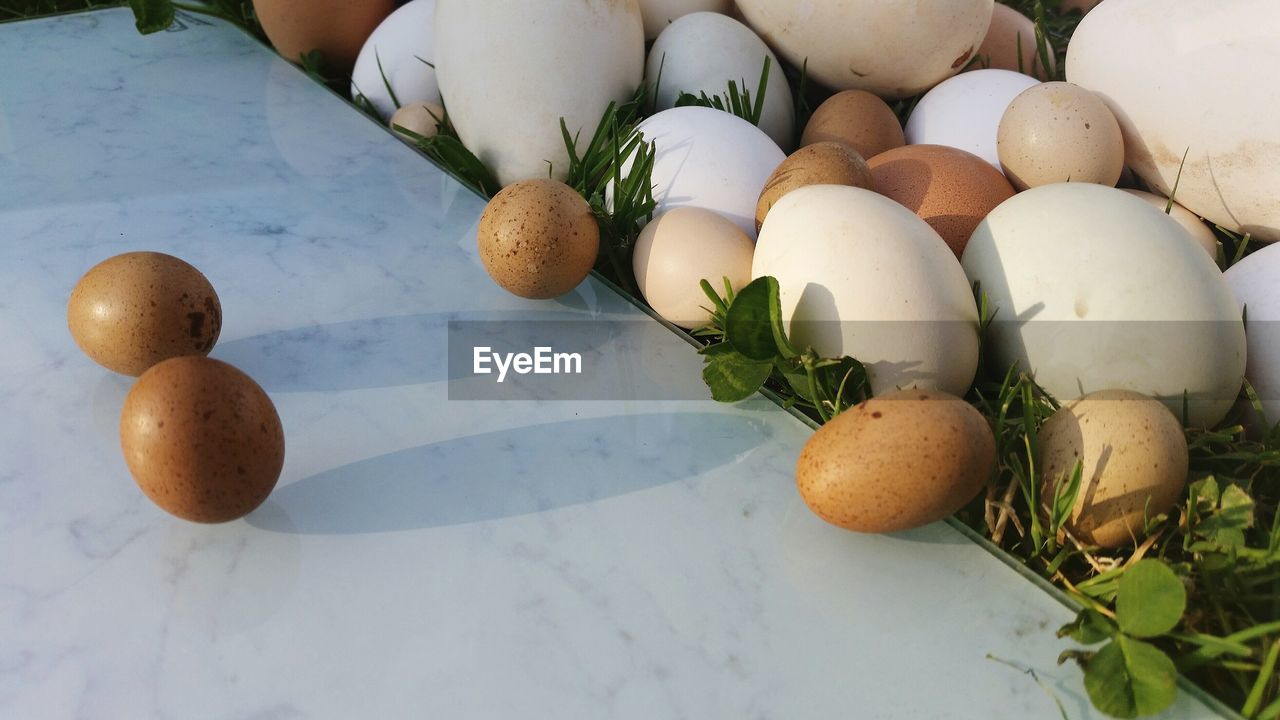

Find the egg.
xmin=904 ymin=69 xmax=1040 ymax=170
xmin=753 ymin=185 xmax=981 ymax=397
xmin=1067 ymin=0 xmax=1280 ymax=242
xmin=997 ymin=82 xmax=1124 ymax=190
xmin=962 ymin=183 xmax=1246 ymax=428
xmin=390 ymin=101 xmax=444 ymax=142
xmin=434 ymin=0 xmax=644 ymax=187
xmin=253 ymin=0 xmax=394 ymax=75
xmin=120 ymin=357 xmax=285 ymax=524
xmin=477 ymin=179 xmax=599 ymax=299
xmin=638 ymin=0 xmax=731 ymax=40
xmin=1225 ymin=243 xmax=1280 ymax=425
xmin=633 ymin=208 xmax=755 ymax=328
xmin=1039 ymin=389 xmax=1189 ymax=548
xmin=972 ymin=3 xmax=1054 ymax=79
xmin=800 ymin=90 xmax=905 ymax=161
xmin=68 ymin=252 xmax=222 ymax=377
xmin=1122 ymin=189 xmax=1219 ymax=258
xmin=756 ymin=142 xmax=873 ymax=232
xmin=350 ymin=0 xmax=441 ymax=122
xmin=734 ymin=0 xmax=994 ymax=98
xmin=796 ymin=389 xmax=996 ymax=534
xmin=868 ymin=144 xmax=1014 ymax=259
xmin=646 ymin=12 xmax=793 ymax=149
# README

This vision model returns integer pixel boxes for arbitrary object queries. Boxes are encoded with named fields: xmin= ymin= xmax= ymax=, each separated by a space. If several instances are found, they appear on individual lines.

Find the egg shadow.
xmin=247 ymin=412 xmax=771 ymax=535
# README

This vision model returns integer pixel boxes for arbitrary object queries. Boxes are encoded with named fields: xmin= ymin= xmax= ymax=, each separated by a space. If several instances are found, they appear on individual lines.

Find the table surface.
xmin=0 ymin=9 xmax=1224 ymax=719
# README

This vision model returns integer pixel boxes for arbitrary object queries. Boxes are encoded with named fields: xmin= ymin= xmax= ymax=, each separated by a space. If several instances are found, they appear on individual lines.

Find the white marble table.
xmin=0 ymin=9 xmax=1226 ymax=719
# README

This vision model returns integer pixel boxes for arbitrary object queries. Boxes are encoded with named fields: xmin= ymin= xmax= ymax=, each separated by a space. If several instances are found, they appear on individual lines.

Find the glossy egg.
xmin=800 ymin=90 xmax=905 ymax=161
xmin=633 ymin=207 xmax=755 ymax=328
xmin=477 ymin=179 xmax=599 ymax=299
xmin=756 ymin=142 xmax=873 ymax=232
xmin=254 ymin=0 xmax=395 ymax=75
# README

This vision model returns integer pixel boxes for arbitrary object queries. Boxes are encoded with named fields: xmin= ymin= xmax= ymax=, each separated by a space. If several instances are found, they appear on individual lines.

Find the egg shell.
xmin=997 ymin=82 xmax=1124 ymax=190
xmin=796 ymin=389 xmax=995 ymax=534
xmin=633 ymin=207 xmax=755 ymax=328
xmin=1039 ymin=389 xmax=1188 ymax=549
xmin=1225 ymin=243 xmax=1280 ymax=424
xmin=638 ymin=0 xmax=731 ymax=40
xmin=904 ymin=68 xmax=1040 ymax=170
xmin=477 ymin=179 xmax=599 ymax=299
xmin=350 ymin=0 xmax=441 ymax=122
xmin=962 ymin=183 xmax=1245 ymax=427
xmin=390 ymin=101 xmax=444 ymax=142
xmin=753 ymin=185 xmax=980 ymax=397
xmin=254 ymin=0 xmax=394 ymax=75
xmin=800 ymin=90 xmax=904 ymax=160
xmin=1066 ymin=0 xmax=1280 ymax=242
xmin=868 ymin=144 xmax=1014 ymax=259
xmin=120 ymin=357 xmax=285 ymax=524
xmin=67 ymin=252 xmax=222 ymax=377
xmin=647 ymin=12 xmax=793 ymax=149
xmin=1121 ymin=189 xmax=1219 ymax=258
xmin=734 ymin=0 xmax=994 ymax=98
xmin=434 ymin=0 xmax=644 ymax=186
xmin=972 ymin=3 xmax=1054 ymax=79
xmin=756 ymin=142 xmax=873 ymax=232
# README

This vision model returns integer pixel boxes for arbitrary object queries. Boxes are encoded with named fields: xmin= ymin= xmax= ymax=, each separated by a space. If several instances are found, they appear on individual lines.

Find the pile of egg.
xmin=253 ymin=0 xmax=1280 ymax=541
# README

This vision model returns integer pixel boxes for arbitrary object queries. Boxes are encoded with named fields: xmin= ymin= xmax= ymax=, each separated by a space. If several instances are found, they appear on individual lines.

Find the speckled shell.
xmin=868 ymin=144 xmax=1014 ymax=259
xmin=390 ymin=102 xmax=444 ymax=142
xmin=997 ymin=82 xmax=1124 ymax=190
xmin=800 ymin=90 xmax=904 ymax=161
xmin=972 ymin=3 xmax=1054 ymax=79
xmin=120 ymin=357 xmax=285 ymax=524
xmin=1039 ymin=389 xmax=1188 ymax=549
xmin=796 ymin=389 xmax=995 ymax=534
xmin=253 ymin=0 xmax=395 ymax=74
xmin=477 ymin=179 xmax=599 ymax=299
xmin=756 ymin=142 xmax=873 ymax=231
xmin=67 ymin=252 xmax=222 ymax=377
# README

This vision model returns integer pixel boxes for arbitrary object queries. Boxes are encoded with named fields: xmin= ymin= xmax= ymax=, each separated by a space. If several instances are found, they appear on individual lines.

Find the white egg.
xmin=1226 ymin=245 xmax=1280 ymax=425
xmin=634 ymin=207 xmax=755 ymax=328
xmin=752 ymin=185 xmax=980 ymax=397
xmin=647 ymin=12 xmax=793 ymax=149
xmin=638 ymin=0 xmax=730 ymax=39
xmin=905 ymin=69 xmax=1039 ymax=170
xmin=734 ymin=0 xmax=993 ymax=98
xmin=434 ymin=0 xmax=644 ymax=186
xmin=962 ymin=183 xmax=1245 ymax=427
xmin=351 ymin=0 xmax=440 ymax=122
xmin=1121 ymin=189 xmax=1219 ymax=259
xmin=1067 ymin=0 xmax=1280 ymax=242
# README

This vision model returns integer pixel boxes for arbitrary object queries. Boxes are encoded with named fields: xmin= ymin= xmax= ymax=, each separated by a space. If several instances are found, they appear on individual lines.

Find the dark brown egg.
xmin=756 ymin=142 xmax=874 ymax=231
xmin=477 ymin=179 xmax=599 ymax=299
xmin=253 ymin=0 xmax=395 ymax=75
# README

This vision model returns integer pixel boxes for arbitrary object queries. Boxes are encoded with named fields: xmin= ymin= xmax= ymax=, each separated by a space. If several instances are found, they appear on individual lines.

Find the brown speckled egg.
xmin=997 ymin=82 xmax=1125 ymax=190
xmin=477 ymin=179 xmax=599 ymax=299
xmin=868 ymin=144 xmax=1015 ymax=258
xmin=800 ymin=90 xmax=905 ymax=160
xmin=390 ymin=102 xmax=445 ymax=143
xmin=796 ymin=389 xmax=995 ymax=534
xmin=971 ymin=4 xmax=1055 ymax=79
xmin=68 ymin=252 xmax=222 ymax=377
xmin=1039 ymin=389 xmax=1188 ymax=549
xmin=253 ymin=0 xmax=394 ymax=75
xmin=120 ymin=357 xmax=285 ymax=524
xmin=756 ymin=142 xmax=873 ymax=231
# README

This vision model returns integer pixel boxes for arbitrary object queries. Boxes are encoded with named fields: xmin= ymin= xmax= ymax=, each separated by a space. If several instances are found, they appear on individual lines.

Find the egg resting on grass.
xmin=633 ymin=207 xmax=754 ymax=329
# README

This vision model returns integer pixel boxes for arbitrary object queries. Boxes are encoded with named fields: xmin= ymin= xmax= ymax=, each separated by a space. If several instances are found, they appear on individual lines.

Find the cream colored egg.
xmin=638 ymin=0 xmax=731 ymax=39
xmin=389 ymin=102 xmax=444 ymax=142
xmin=1122 ymin=189 xmax=1219 ymax=258
xmin=633 ymin=208 xmax=754 ymax=328
xmin=997 ymin=82 xmax=1124 ymax=189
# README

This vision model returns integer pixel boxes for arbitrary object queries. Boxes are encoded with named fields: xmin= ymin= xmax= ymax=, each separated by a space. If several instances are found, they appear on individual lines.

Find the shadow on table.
xmin=249 ymin=412 xmax=771 ymax=535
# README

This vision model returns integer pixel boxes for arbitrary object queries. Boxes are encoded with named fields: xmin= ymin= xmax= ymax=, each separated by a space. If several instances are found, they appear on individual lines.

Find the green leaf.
xmin=1059 ymin=608 xmax=1117 ymax=645
xmin=129 ymin=0 xmax=175 ymax=33
xmin=1116 ymin=560 xmax=1187 ymax=639
xmin=1083 ymin=637 xmax=1178 ymax=719
xmin=701 ymin=345 xmax=773 ymax=403
xmin=724 ymin=276 xmax=795 ymax=361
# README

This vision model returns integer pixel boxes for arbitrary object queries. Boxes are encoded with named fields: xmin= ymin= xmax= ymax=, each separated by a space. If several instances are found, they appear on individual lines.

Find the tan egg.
xmin=253 ymin=0 xmax=395 ymax=75
xmin=997 ymin=81 xmax=1125 ymax=190
xmin=796 ymin=389 xmax=995 ymax=534
xmin=1122 ymin=189 xmax=1220 ymax=258
xmin=68 ymin=252 xmax=222 ymax=377
xmin=633 ymin=208 xmax=754 ymax=328
xmin=972 ymin=4 xmax=1055 ymax=79
xmin=800 ymin=90 xmax=905 ymax=160
xmin=1039 ymin=389 xmax=1188 ymax=549
xmin=756 ymin=142 xmax=873 ymax=231
xmin=120 ymin=357 xmax=285 ymax=524
xmin=390 ymin=101 xmax=445 ymax=142
xmin=477 ymin=179 xmax=599 ymax=299
xmin=868 ymin=144 xmax=1015 ymax=259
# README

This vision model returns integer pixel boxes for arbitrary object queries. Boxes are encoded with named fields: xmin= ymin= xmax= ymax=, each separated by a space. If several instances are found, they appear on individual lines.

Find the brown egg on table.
xmin=477 ymin=179 xmax=599 ymax=299
xmin=796 ymin=389 xmax=995 ymax=534
xmin=756 ymin=142 xmax=873 ymax=231
xmin=868 ymin=144 xmax=1015 ymax=258
xmin=633 ymin=207 xmax=755 ymax=329
xmin=997 ymin=82 xmax=1125 ymax=190
xmin=1122 ymin=189 xmax=1220 ymax=259
xmin=68 ymin=251 xmax=222 ymax=377
xmin=800 ymin=90 xmax=905 ymax=161
xmin=1039 ymin=389 xmax=1189 ymax=549
xmin=253 ymin=0 xmax=395 ymax=75
xmin=120 ymin=357 xmax=285 ymax=524
xmin=390 ymin=101 xmax=445 ymax=143
xmin=972 ymin=3 xmax=1055 ymax=79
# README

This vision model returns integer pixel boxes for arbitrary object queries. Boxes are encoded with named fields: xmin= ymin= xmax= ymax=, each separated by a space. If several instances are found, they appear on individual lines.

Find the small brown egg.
xmin=868 ymin=144 xmax=1015 ymax=258
xmin=1122 ymin=189 xmax=1220 ymax=258
xmin=997 ymin=81 xmax=1125 ymax=190
xmin=633 ymin=207 xmax=755 ymax=328
xmin=796 ymin=389 xmax=995 ymax=534
xmin=1039 ymin=389 xmax=1188 ymax=549
xmin=477 ymin=179 xmax=599 ymax=299
xmin=972 ymin=4 xmax=1055 ymax=79
xmin=253 ymin=0 xmax=394 ymax=75
xmin=390 ymin=102 xmax=445 ymax=143
xmin=120 ymin=357 xmax=285 ymax=524
xmin=800 ymin=90 xmax=905 ymax=160
xmin=68 ymin=252 xmax=222 ymax=377
xmin=756 ymin=142 xmax=873 ymax=231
